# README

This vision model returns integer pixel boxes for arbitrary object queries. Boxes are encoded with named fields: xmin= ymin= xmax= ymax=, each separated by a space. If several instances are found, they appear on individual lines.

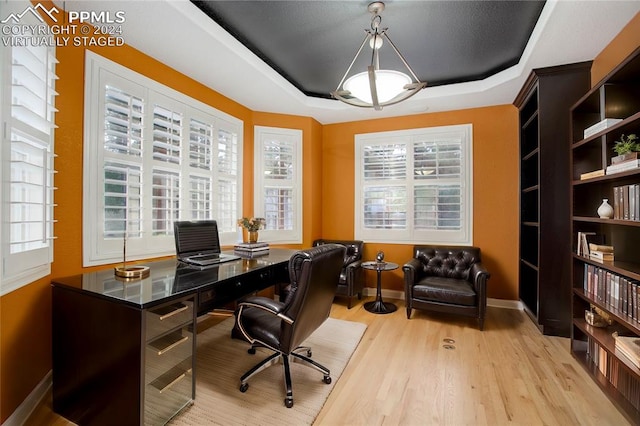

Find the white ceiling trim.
xmin=59 ymin=0 xmax=640 ymax=124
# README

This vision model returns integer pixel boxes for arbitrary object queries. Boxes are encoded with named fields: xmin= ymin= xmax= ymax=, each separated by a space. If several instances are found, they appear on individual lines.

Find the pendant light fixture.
xmin=331 ymin=2 xmax=427 ymax=110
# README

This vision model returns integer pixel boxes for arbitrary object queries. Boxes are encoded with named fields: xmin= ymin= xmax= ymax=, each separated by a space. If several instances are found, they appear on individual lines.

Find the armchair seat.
xmin=413 ymin=277 xmax=476 ymax=306
xmin=404 ymin=245 xmax=490 ymax=330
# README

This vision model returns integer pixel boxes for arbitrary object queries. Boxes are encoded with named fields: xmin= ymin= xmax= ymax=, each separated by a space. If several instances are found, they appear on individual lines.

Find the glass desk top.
xmin=52 ymin=248 xmax=295 ymax=308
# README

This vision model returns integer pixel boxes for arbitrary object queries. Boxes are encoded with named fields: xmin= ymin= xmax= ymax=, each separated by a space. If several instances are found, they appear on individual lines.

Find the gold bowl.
xmin=585 ymin=309 xmax=610 ymax=328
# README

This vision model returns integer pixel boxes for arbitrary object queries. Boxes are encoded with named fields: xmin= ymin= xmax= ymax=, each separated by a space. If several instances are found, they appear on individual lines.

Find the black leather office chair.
xmin=234 ymin=244 xmax=345 ymax=408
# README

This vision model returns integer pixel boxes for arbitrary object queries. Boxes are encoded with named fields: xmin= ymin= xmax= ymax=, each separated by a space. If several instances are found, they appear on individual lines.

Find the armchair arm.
xmin=469 ymin=262 xmax=490 ymax=315
xmin=470 ymin=262 xmax=490 ymax=290
xmin=238 ymin=296 xmax=293 ymax=324
xmin=402 ymin=258 xmax=423 ymax=299
xmin=345 ymin=260 xmax=364 ymax=293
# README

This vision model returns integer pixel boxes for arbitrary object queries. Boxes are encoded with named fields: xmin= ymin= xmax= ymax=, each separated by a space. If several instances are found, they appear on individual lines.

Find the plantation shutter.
xmin=216 ymin=120 xmax=239 ymax=231
xmin=263 ymin=137 xmax=296 ymax=231
xmin=413 ymin=138 xmax=463 ymax=231
xmin=84 ymin=52 xmax=244 ymax=265
xmin=102 ymin=83 xmax=145 ymax=241
xmin=355 ymin=125 xmax=471 ymax=244
xmin=3 ymin=40 xmax=58 ymax=289
xmin=362 ymin=144 xmax=407 ymax=229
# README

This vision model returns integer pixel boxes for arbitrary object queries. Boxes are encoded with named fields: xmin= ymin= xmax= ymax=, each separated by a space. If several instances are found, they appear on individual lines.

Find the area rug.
xmin=170 ymin=317 xmax=367 ymax=426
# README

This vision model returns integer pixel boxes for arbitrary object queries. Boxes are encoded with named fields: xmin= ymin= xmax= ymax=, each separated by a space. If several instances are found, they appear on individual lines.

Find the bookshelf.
xmin=570 ymin=46 xmax=640 ymax=423
xmin=514 ymin=62 xmax=591 ymax=337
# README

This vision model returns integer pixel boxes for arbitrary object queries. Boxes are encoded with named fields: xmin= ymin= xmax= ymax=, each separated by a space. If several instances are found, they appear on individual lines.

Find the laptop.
xmin=174 ymin=220 xmax=240 ymax=266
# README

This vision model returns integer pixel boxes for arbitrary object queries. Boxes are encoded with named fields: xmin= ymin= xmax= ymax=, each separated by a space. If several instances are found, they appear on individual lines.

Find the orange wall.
xmin=591 ymin=12 xmax=640 ymax=87
xmin=2 ymin=4 xmax=640 ymax=423
xmin=323 ymin=106 xmax=520 ymax=298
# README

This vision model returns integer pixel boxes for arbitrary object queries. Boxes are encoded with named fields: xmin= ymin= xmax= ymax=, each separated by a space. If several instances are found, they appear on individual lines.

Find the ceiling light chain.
xmin=331 ymin=1 xmax=427 ymax=110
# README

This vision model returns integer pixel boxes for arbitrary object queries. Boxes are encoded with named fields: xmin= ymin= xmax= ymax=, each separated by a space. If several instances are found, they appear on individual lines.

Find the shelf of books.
xmin=570 ymin=46 xmax=640 ymax=423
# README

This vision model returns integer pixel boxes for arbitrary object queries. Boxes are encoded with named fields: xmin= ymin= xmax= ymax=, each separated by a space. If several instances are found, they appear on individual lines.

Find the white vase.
xmin=597 ymin=199 xmax=614 ymax=219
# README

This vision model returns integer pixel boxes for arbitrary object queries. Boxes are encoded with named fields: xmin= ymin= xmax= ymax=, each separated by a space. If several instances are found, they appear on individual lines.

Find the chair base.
xmin=239 ymin=344 xmax=332 ymax=408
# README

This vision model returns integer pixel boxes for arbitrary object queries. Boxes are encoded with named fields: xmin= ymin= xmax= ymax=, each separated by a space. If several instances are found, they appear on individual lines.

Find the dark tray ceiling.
xmin=191 ymin=0 xmax=545 ymax=99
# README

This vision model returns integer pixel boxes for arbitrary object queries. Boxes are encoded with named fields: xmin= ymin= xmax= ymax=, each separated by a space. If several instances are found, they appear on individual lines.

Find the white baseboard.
xmin=363 ymin=287 xmax=523 ymax=310
xmin=487 ymin=297 xmax=523 ymax=310
xmin=4 ymin=370 xmax=52 ymax=426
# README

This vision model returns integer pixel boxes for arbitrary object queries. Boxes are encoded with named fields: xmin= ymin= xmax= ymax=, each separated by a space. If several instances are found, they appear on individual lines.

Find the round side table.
xmin=362 ymin=261 xmax=398 ymax=314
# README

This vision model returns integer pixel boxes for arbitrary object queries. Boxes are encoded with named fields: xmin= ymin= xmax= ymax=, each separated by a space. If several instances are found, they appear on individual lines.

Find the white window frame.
xmin=83 ymin=52 xmax=243 ymax=266
xmin=253 ymin=126 xmax=302 ymax=244
xmin=1 ymin=2 xmax=57 ymax=294
xmin=354 ymin=124 xmax=473 ymax=244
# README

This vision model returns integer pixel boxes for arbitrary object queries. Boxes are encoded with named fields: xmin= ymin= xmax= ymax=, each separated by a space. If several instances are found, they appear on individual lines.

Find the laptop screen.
xmin=174 ymin=220 xmax=221 ymax=258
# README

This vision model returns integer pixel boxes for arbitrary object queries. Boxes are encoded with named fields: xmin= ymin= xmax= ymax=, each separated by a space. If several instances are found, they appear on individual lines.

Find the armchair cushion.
xmin=413 ymin=277 xmax=476 ymax=306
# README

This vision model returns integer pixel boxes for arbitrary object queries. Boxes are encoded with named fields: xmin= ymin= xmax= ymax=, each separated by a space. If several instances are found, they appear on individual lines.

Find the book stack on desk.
xmin=234 ymin=242 xmax=270 ymax=257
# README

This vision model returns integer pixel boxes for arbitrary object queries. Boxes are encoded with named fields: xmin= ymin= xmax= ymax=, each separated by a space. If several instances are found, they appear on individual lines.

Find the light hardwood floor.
xmin=27 ymin=298 xmax=628 ymax=425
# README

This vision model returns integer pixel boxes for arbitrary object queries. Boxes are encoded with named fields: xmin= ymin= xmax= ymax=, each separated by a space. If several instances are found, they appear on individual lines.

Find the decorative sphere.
xmin=376 ymin=251 xmax=384 ymax=262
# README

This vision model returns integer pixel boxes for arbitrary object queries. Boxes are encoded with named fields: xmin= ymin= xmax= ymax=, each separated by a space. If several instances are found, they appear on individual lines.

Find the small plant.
xmin=613 ymin=134 xmax=639 ymax=155
xmin=237 ymin=217 xmax=266 ymax=232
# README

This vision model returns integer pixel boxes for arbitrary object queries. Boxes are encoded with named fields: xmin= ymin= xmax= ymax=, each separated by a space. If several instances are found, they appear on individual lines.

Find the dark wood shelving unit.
xmin=514 ymin=62 xmax=592 ymax=337
xmin=570 ymin=46 xmax=640 ymax=424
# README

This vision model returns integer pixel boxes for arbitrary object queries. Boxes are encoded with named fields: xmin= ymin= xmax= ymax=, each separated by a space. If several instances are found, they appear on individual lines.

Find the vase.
xmin=248 ymin=231 xmax=258 ymax=243
xmin=597 ymin=199 xmax=613 ymax=219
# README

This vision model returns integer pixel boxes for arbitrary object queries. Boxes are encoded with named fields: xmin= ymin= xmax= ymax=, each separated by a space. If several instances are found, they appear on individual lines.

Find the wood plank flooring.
xmin=26 ymin=298 xmax=628 ymax=425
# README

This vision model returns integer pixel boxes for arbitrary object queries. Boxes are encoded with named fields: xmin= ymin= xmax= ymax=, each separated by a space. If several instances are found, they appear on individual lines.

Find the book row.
xmin=584 ymin=264 xmax=640 ymax=321
xmin=586 ymin=336 xmax=640 ymax=411
xmin=613 ymin=183 xmax=640 ymax=221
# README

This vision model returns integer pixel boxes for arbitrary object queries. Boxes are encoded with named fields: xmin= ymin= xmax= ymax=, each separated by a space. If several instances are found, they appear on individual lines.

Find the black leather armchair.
xmin=403 ymin=245 xmax=490 ymax=330
xmin=313 ymin=239 xmax=364 ymax=309
xmin=235 ymin=244 xmax=346 ymax=408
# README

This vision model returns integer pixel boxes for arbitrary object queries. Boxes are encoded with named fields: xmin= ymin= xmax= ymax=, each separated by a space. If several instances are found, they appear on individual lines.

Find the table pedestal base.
xmin=364 ymin=300 xmax=397 ymax=314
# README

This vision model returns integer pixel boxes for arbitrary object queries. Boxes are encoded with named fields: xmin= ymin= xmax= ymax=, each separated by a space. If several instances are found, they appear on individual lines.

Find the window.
xmin=355 ymin=125 xmax=473 ymax=244
xmin=253 ymin=126 xmax=302 ymax=243
xmin=84 ymin=52 xmax=242 ymax=266
xmin=1 ymin=8 xmax=58 ymax=294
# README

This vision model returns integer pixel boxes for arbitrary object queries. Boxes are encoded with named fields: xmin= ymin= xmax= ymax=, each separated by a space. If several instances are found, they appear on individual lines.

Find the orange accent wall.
xmin=323 ymin=106 xmax=520 ymax=298
xmin=591 ymin=12 xmax=640 ymax=87
xmin=2 ymin=3 xmax=640 ymax=422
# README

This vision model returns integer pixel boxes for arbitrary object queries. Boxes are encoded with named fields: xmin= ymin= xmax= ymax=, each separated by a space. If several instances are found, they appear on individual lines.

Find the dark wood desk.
xmin=51 ymin=249 xmax=294 ymax=426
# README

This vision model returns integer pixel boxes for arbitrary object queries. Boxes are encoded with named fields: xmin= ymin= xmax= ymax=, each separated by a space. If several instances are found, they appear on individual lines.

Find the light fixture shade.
xmin=344 ymin=70 xmax=411 ymax=104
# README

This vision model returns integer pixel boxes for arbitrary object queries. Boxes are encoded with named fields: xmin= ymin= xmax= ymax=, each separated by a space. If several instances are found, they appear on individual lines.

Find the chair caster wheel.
xmin=323 ymin=375 xmax=332 ymax=384
xmin=248 ymin=347 xmax=256 ymax=355
xmin=240 ymin=383 xmax=249 ymax=392
xmin=284 ymin=398 xmax=293 ymax=408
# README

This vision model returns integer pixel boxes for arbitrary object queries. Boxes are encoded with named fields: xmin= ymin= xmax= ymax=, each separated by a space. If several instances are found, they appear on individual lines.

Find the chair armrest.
xmin=469 ymin=263 xmax=490 ymax=307
xmin=345 ymin=259 xmax=363 ymax=269
xmin=238 ymin=296 xmax=293 ymax=324
xmin=403 ymin=258 xmax=423 ymax=299
xmin=402 ymin=258 xmax=422 ymax=282
xmin=345 ymin=259 xmax=365 ymax=294
xmin=470 ymin=263 xmax=490 ymax=286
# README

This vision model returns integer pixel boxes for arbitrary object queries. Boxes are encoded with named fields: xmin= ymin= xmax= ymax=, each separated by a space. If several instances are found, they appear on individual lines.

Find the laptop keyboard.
xmin=191 ymin=254 xmax=220 ymax=261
